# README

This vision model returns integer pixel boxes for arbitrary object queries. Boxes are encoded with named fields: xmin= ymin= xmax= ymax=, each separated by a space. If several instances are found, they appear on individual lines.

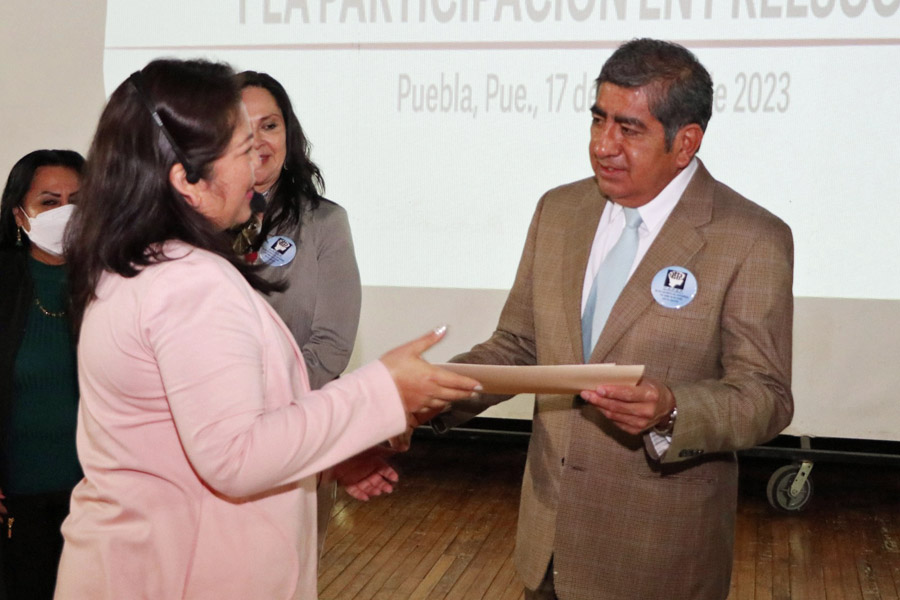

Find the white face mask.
xmin=21 ymin=203 xmax=76 ymax=256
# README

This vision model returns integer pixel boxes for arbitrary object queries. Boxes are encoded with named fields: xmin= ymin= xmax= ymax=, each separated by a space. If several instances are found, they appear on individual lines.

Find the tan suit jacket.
xmin=444 ymin=161 xmax=794 ymax=599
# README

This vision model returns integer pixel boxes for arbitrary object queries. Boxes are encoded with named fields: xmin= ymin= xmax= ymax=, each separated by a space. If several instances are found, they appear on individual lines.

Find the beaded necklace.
xmin=34 ymin=295 xmax=66 ymax=318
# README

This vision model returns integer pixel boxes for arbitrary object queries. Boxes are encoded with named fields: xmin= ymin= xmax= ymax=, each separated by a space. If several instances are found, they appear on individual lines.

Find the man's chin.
xmin=593 ymin=176 xmax=617 ymax=200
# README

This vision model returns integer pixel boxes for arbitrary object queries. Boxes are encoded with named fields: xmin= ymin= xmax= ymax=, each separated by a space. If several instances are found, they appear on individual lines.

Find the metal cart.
xmin=740 ymin=435 xmax=900 ymax=512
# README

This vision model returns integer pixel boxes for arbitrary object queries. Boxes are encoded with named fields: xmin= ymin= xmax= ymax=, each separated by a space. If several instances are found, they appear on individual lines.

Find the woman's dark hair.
xmin=66 ymin=58 xmax=282 ymax=330
xmin=235 ymin=71 xmax=324 ymax=248
xmin=0 ymin=149 xmax=85 ymax=251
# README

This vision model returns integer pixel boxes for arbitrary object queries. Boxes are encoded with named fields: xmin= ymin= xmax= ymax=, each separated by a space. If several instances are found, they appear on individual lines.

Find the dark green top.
xmin=5 ymin=257 xmax=82 ymax=494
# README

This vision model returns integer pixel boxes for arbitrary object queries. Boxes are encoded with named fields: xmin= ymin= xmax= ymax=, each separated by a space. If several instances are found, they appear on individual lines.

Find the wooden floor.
xmin=319 ymin=433 xmax=900 ymax=600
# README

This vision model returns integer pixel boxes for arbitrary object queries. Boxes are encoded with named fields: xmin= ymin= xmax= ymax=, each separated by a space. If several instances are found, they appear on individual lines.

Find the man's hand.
xmin=580 ymin=376 xmax=676 ymax=436
xmin=328 ymin=446 xmax=400 ymax=501
xmin=387 ymin=413 xmax=418 ymax=452
xmin=411 ymin=405 xmax=447 ymax=426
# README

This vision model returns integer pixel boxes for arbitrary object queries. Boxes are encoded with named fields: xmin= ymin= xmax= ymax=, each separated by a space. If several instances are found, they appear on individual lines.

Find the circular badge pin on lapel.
xmin=258 ymin=235 xmax=297 ymax=267
xmin=651 ymin=266 xmax=697 ymax=309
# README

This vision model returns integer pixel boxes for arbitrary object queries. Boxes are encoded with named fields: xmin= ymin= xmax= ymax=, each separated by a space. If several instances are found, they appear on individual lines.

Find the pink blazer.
xmin=55 ymin=242 xmax=405 ymax=599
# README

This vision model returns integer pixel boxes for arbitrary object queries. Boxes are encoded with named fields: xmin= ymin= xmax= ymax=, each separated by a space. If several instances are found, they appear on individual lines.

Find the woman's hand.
xmin=380 ymin=326 xmax=482 ymax=414
xmin=327 ymin=446 xmax=400 ymax=501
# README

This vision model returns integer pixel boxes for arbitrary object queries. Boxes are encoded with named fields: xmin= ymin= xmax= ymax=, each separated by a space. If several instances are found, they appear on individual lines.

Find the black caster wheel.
xmin=766 ymin=463 xmax=813 ymax=512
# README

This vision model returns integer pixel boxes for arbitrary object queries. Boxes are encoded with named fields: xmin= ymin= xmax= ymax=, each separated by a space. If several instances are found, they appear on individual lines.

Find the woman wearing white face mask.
xmin=0 ymin=149 xmax=84 ymax=600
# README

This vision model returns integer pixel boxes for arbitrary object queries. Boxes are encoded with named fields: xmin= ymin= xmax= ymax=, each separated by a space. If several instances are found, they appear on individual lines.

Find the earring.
xmin=16 ymin=226 xmax=22 ymax=247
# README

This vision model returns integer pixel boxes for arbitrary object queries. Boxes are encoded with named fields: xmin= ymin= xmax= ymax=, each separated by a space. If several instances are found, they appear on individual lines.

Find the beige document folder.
xmin=437 ymin=363 xmax=644 ymax=395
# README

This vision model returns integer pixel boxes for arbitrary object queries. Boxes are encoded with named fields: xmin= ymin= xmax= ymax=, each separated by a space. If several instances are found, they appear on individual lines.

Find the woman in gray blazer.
xmin=233 ymin=71 xmax=364 ymax=559
xmin=235 ymin=71 xmax=361 ymax=392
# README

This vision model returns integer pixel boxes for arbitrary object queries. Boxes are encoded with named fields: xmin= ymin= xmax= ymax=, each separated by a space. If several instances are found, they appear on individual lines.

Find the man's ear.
xmin=673 ymin=124 xmax=704 ymax=168
xmin=169 ymin=162 xmax=204 ymax=209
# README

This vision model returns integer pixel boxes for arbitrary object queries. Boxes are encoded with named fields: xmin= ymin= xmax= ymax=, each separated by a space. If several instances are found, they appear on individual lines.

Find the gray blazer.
xmin=260 ymin=199 xmax=361 ymax=390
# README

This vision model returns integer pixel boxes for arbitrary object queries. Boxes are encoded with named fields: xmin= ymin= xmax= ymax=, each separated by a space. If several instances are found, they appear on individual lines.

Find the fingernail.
xmin=473 ymin=384 xmax=483 ymax=391
xmin=469 ymin=391 xmax=481 ymax=399
xmin=433 ymin=324 xmax=448 ymax=336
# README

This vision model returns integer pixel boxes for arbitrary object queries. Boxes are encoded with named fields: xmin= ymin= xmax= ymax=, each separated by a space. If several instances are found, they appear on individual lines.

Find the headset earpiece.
xmin=129 ymin=71 xmax=200 ymax=183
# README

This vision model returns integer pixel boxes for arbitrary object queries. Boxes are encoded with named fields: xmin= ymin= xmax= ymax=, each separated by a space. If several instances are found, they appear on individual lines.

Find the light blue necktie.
xmin=582 ymin=207 xmax=643 ymax=361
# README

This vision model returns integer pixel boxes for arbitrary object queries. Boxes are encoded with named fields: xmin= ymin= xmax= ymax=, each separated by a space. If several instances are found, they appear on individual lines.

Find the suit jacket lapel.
xmin=589 ymin=161 xmax=715 ymax=363
xmin=563 ymin=182 xmax=607 ymax=364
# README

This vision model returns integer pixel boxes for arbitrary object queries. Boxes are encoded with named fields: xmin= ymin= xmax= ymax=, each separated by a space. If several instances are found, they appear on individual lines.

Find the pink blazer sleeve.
xmin=139 ymin=252 xmax=405 ymax=498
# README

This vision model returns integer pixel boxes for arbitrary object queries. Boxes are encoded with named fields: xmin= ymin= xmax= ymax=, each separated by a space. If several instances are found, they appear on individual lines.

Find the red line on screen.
xmin=106 ymin=38 xmax=900 ymax=52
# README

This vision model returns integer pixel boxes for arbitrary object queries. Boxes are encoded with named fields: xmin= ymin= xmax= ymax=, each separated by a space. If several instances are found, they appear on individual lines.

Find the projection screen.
xmin=3 ymin=0 xmax=899 ymax=439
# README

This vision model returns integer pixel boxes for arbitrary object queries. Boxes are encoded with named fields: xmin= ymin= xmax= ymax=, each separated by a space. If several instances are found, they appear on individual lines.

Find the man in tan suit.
xmin=430 ymin=39 xmax=793 ymax=599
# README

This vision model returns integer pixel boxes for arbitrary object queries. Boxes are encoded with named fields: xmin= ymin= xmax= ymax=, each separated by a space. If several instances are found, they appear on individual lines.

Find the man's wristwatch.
xmin=653 ymin=406 xmax=677 ymax=436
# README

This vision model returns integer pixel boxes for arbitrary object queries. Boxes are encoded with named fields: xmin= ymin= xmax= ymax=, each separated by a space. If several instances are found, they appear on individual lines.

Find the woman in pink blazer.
xmin=53 ymin=59 xmax=479 ymax=600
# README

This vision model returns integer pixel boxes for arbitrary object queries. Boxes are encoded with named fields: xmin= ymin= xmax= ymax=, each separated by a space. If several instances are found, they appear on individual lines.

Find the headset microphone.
xmin=250 ymin=192 xmax=266 ymax=214
xmin=129 ymin=71 xmax=200 ymax=184
xmin=184 ymin=167 xmax=201 ymax=184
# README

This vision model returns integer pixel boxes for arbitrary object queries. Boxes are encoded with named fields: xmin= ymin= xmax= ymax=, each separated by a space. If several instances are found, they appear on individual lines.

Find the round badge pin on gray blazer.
xmin=259 ymin=235 xmax=297 ymax=267
xmin=651 ymin=266 xmax=697 ymax=309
